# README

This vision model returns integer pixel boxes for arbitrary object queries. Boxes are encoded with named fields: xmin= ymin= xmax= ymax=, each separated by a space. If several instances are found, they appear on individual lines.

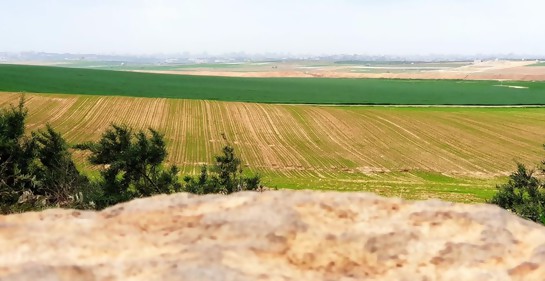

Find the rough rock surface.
xmin=1 ymin=191 xmax=545 ymax=281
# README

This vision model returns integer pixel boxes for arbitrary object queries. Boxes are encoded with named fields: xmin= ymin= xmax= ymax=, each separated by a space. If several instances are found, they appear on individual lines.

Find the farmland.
xmin=2 ymin=64 xmax=545 ymax=105
xmin=530 ymin=61 xmax=545 ymax=66
xmin=2 ymin=92 xmax=545 ymax=202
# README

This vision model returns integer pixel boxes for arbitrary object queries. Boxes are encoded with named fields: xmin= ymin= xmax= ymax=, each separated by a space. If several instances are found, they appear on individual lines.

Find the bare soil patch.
xmin=133 ymin=61 xmax=545 ymax=81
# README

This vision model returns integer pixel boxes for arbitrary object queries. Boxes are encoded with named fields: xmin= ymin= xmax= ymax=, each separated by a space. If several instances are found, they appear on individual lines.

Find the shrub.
xmin=183 ymin=145 xmax=262 ymax=195
xmin=76 ymin=124 xmax=182 ymax=206
xmin=490 ymin=163 xmax=545 ymax=224
xmin=0 ymin=98 xmax=90 ymax=213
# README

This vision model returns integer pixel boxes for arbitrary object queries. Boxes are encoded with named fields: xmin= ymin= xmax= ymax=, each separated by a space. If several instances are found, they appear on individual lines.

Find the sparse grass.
xmin=1 ymin=64 xmax=545 ymax=105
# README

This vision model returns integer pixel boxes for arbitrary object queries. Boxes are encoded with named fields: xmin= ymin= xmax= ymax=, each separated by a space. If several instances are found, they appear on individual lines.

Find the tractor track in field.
xmin=3 ymin=92 xmax=545 ymax=201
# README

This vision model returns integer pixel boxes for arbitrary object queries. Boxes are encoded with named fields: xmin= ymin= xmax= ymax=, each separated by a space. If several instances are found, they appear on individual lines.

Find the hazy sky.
xmin=1 ymin=0 xmax=544 ymax=56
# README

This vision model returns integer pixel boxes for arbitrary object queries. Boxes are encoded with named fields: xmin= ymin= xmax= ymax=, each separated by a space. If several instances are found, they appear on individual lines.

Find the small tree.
xmin=183 ymin=165 xmax=210 ymax=195
xmin=214 ymin=145 xmax=242 ymax=193
xmin=490 ymin=163 xmax=545 ymax=224
xmin=0 ymin=98 xmax=89 ymax=213
xmin=32 ymin=125 xmax=89 ymax=207
xmin=184 ymin=145 xmax=261 ymax=195
xmin=0 ymin=98 xmax=37 ymax=209
xmin=76 ymin=124 xmax=181 ymax=207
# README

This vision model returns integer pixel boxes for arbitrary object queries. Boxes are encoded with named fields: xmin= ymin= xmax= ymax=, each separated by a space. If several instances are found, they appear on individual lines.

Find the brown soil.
xmin=133 ymin=61 xmax=545 ymax=81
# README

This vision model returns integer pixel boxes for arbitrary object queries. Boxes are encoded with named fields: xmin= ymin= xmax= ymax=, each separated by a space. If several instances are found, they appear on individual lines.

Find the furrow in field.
xmin=179 ymin=99 xmax=193 ymax=168
xmin=264 ymin=105 xmax=330 ymax=178
xmin=237 ymin=102 xmax=275 ymax=170
xmin=4 ymin=93 xmax=545 ymax=201
xmin=230 ymin=103 xmax=275 ymax=172
xmin=369 ymin=110 xmax=490 ymax=173
xmin=392 ymin=110 xmax=519 ymax=174
xmin=251 ymin=103 xmax=305 ymax=178
xmin=281 ymin=106 xmax=346 ymax=177
xmin=51 ymin=96 xmax=95 ymax=138
xmin=163 ymin=100 xmax=181 ymax=166
xmin=52 ymin=97 xmax=102 ymax=142
xmin=201 ymin=100 xmax=214 ymax=163
xmin=388 ymin=112 xmax=499 ymax=174
xmin=333 ymin=109 xmax=399 ymax=169
xmin=345 ymin=109 xmax=434 ymax=170
xmin=0 ymin=93 xmax=20 ymax=106
xmin=301 ymin=107 xmax=377 ymax=170
xmin=454 ymin=114 xmax=543 ymax=156
xmin=352 ymin=109 xmax=485 ymax=173
xmin=430 ymin=113 xmax=542 ymax=172
xmin=245 ymin=104 xmax=287 ymax=170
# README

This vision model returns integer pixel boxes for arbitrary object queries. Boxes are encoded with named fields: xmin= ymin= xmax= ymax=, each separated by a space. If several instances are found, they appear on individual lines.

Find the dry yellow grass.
xmin=3 ymin=92 xmax=545 ymax=202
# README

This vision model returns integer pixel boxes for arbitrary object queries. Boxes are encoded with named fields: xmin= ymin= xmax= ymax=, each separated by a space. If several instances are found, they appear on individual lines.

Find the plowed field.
xmin=2 ymin=93 xmax=545 ymax=202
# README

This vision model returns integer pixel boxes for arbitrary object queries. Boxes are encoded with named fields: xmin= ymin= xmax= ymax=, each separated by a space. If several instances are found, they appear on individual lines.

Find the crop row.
xmin=2 ymin=93 xmax=545 ymax=201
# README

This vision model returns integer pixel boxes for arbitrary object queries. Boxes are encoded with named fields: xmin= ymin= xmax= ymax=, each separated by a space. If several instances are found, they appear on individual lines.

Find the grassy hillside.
xmin=3 ymin=93 xmax=545 ymax=202
xmin=1 ymin=64 xmax=545 ymax=105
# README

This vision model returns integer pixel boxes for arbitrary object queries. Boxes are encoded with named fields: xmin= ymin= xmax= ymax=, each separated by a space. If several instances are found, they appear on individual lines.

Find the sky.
xmin=0 ymin=0 xmax=544 ymax=56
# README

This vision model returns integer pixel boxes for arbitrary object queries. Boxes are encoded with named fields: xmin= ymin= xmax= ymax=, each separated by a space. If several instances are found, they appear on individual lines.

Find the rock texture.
xmin=1 ymin=191 xmax=545 ymax=281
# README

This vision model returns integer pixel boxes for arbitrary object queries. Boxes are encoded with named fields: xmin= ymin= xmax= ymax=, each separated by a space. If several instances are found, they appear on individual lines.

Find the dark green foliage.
xmin=31 ymin=125 xmax=89 ymax=207
xmin=0 ymin=98 xmax=90 ymax=213
xmin=79 ymin=181 xmax=133 ymax=211
xmin=1 ymin=99 xmax=262 ymax=213
xmin=2 ymin=64 xmax=545 ymax=105
xmin=215 ymin=145 xmax=242 ymax=194
xmin=0 ymin=98 xmax=38 ymax=212
xmin=243 ymin=174 xmax=262 ymax=191
xmin=0 ymin=99 xmax=35 ymax=182
xmin=76 ymin=124 xmax=182 ymax=206
xmin=490 ymin=163 xmax=545 ymax=224
xmin=183 ymin=145 xmax=262 ymax=195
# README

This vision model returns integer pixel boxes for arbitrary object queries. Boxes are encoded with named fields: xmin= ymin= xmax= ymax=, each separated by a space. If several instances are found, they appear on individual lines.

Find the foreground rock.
xmin=1 ymin=191 xmax=545 ymax=281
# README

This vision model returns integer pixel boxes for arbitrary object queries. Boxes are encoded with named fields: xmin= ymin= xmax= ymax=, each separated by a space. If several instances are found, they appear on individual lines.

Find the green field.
xmin=3 ymin=93 xmax=545 ymax=202
xmin=1 ymin=64 xmax=545 ymax=105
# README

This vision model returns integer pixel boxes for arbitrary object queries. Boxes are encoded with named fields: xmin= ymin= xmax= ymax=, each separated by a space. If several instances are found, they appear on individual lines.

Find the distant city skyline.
xmin=1 ymin=0 xmax=544 ymax=56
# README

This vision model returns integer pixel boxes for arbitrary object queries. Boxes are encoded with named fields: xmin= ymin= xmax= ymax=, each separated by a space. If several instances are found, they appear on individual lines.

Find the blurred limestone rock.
xmin=1 ymin=191 xmax=544 ymax=281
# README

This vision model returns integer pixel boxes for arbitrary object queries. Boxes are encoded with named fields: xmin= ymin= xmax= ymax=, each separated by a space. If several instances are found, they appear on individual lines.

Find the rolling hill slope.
xmin=1 ymin=64 xmax=545 ymax=105
xmin=2 ymin=93 xmax=545 ymax=202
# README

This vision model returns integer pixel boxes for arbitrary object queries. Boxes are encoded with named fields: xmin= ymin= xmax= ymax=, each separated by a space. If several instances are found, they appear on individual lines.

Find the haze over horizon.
xmin=1 ymin=0 xmax=544 ymax=56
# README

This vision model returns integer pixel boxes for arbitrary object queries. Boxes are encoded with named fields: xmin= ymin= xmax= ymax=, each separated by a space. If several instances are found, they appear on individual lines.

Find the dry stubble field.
xmin=2 ymin=92 xmax=545 ymax=202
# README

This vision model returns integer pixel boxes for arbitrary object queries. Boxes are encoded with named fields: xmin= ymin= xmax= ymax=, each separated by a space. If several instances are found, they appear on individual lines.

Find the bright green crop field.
xmin=1 ymin=64 xmax=545 ymax=105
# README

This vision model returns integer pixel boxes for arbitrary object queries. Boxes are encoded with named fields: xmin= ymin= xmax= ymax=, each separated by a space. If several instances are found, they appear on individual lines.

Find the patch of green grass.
xmin=2 ymin=64 xmax=545 ymax=105
xmin=261 ymin=171 xmax=501 ymax=203
xmin=530 ymin=62 xmax=545 ymax=67
xmin=412 ymin=171 xmax=461 ymax=184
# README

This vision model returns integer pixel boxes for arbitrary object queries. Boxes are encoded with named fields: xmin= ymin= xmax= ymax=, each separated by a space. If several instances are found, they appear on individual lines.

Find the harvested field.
xmin=131 ymin=60 xmax=545 ymax=81
xmin=3 ymin=93 xmax=545 ymax=202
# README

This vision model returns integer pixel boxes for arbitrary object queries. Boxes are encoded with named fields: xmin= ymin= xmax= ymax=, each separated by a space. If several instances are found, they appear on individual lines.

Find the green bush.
xmin=75 ymin=124 xmax=182 ymax=206
xmin=0 ymin=98 xmax=90 ymax=213
xmin=490 ymin=163 xmax=545 ymax=224
xmin=1 ymin=98 xmax=263 ymax=213
xmin=183 ymin=145 xmax=262 ymax=195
